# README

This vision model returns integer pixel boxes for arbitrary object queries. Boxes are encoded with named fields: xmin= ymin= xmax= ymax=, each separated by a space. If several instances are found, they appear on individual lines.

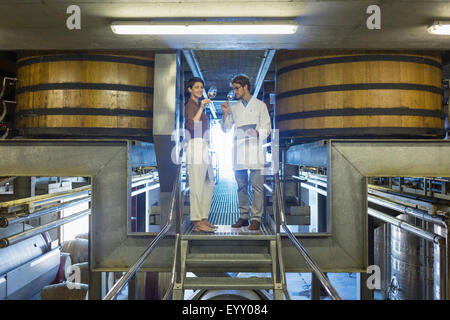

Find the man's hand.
xmin=221 ymin=101 xmax=231 ymax=115
xmin=247 ymin=129 xmax=259 ymax=138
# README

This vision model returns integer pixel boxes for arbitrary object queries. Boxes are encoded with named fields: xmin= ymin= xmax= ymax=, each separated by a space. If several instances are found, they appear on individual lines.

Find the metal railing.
xmin=103 ymin=163 xmax=182 ymax=300
xmin=163 ymin=184 xmax=189 ymax=300
xmin=266 ymin=173 xmax=342 ymax=300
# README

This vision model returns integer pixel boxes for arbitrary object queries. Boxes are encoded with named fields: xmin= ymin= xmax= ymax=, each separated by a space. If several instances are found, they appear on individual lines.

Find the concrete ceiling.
xmin=1 ymin=0 xmax=450 ymax=50
xmin=1 ymin=0 xmax=450 ymax=114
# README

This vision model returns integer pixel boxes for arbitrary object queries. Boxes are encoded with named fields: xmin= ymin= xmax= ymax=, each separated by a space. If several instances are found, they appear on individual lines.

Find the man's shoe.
xmin=248 ymin=220 xmax=260 ymax=231
xmin=231 ymin=218 xmax=249 ymax=228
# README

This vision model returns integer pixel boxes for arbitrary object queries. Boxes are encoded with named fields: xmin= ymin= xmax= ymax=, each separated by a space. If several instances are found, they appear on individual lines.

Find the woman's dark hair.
xmin=186 ymin=77 xmax=204 ymax=90
xmin=185 ymin=77 xmax=204 ymax=98
xmin=231 ymin=74 xmax=251 ymax=92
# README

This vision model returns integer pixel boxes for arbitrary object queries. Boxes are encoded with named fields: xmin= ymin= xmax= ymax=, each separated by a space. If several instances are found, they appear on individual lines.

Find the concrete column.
xmin=152 ymin=52 xmax=181 ymax=228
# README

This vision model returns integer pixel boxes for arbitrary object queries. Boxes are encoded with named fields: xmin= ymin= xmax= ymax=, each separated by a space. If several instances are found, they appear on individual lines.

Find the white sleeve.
xmin=257 ymin=101 xmax=272 ymax=141
xmin=221 ymin=110 xmax=234 ymax=132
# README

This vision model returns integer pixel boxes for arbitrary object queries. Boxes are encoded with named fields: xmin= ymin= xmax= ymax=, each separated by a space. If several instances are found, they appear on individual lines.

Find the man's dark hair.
xmin=232 ymin=74 xmax=251 ymax=92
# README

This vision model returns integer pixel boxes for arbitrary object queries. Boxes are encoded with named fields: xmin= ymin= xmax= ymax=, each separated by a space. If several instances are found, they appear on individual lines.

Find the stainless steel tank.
xmin=374 ymin=223 xmax=389 ymax=299
xmin=390 ymin=214 xmax=433 ymax=300
xmin=0 ymin=224 xmax=60 ymax=299
xmin=0 ymin=224 xmax=48 ymax=275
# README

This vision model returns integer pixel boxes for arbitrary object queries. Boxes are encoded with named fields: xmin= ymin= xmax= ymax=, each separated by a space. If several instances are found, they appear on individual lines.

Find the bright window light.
xmin=61 ymin=195 xmax=89 ymax=242
xmin=210 ymin=121 xmax=234 ymax=180
xmin=427 ymin=21 xmax=450 ymax=35
xmin=111 ymin=21 xmax=298 ymax=35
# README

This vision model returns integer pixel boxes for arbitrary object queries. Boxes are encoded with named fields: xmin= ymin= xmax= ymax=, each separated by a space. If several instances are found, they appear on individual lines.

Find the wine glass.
xmin=227 ymin=90 xmax=235 ymax=101
xmin=207 ymin=86 xmax=217 ymax=99
xmin=206 ymin=86 xmax=217 ymax=110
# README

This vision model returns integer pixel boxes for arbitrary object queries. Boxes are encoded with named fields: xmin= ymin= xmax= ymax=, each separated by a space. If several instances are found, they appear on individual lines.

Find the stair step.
xmin=183 ymin=277 xmax=274 ymax=290
xmin=181 ymin=233 xmax=276 ymax=240
xmin=186 ymin=253 xmax=272 ymax=266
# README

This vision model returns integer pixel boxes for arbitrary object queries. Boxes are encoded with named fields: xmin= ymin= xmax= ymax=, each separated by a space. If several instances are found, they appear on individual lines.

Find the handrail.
xmin=103 ymin=163 xmax=182 ymax=300
xmin=269 ymin=173 xmax=342 ymax=300
xmin=163 ymin=185 xmax=189 ymax=300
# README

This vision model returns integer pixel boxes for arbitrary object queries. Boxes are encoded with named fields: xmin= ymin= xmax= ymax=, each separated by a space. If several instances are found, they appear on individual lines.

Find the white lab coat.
xmin=221 ymin=96 xmax=272 ymax=170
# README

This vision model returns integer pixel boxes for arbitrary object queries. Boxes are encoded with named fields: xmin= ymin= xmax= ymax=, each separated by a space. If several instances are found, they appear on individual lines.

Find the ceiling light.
xmin=427 ymin=21 xmax=450 ymax=35
xmin=111 ymin=21 xmax=298 ymax=35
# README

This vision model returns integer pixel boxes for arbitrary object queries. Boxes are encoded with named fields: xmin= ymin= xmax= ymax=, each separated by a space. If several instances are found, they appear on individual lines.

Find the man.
xmin=221 ymin=75 xmax=272 ymax=231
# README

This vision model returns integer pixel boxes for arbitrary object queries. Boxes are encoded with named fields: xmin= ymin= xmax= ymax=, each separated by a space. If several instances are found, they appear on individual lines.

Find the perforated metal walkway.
xmin=208 ymin=178 xmax=240 ymax=226
xmin=183 ymin=177 xmax=273 ymax=239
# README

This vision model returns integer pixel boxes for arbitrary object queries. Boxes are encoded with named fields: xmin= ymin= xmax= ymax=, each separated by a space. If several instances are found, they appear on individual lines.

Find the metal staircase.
xmin=172 ymin=227 xmax=286 ymax=300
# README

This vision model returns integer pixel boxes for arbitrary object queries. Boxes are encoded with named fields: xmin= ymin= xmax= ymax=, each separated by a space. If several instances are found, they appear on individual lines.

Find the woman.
xmin=185 ymin=77 xmax=217 ymax=232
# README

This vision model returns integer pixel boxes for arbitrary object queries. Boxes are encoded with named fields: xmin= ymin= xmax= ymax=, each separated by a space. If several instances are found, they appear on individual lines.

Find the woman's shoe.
xmin=193 ymin=221 xmax=215 ymax=233
xmin=202 ymin=219 xmax=218 ymax=229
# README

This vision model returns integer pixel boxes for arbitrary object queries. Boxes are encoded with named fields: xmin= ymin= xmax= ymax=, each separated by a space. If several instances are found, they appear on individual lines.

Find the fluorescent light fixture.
xmin=427 ymin=21 xmax=450 ymax=35
xmin=111 ymin=21 xmax=298 ymax=35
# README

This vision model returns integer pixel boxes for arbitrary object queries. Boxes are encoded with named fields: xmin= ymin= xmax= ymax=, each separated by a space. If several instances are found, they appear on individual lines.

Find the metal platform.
xmin=182 ymin=224 xmax=275 ymax=240
xmin=207 ymin=178 xmax=240 ymax=226
xmin=182 ymin=178 xmax=273 ymax=239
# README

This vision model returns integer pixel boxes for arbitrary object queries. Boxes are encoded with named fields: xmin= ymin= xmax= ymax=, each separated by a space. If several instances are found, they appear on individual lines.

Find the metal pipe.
xmin=298 ymin=182 xmax=327 ymax=197
xmin=292 ymin=175 xmax=327 ymax=188
xmin=131 ymin=175 xmax=157 ymax=188
xmin=368 ymin=195 xmax=446 ymax=227
xmin=276 ymin=233 xmax=291 ymax=300
xmin=0 ymin=185 xmax=91 ymax=213
xmin=164 ymin=233 xmax=180 ymax=300
xmin=131 ymin=183 xmax=160 ymax=197
xmin=33 ymin=189 xmax=90 ymax=207
xmin=0 ymin=77 xmax=17 ymax=100
xmin=301 ymin=172 xmax=327 ymax=182
xmin=434 ymin=238 xmax=447 ymax=300
xmin=253 ymin=49 xmax=276 ymax=98
xmin=0 ymin=196 xmax=90 ymax=228
xmin=368 ymin=208 xmax=442 ymax=244
xmin=0 ymin=208 xmax=90 ymax=248
xmin=131 ymin=179 xmax=156 ymax=188
xmin=103 ymin=165 xmax=181 ymax=300
xmin=293 ymin=177 xmax=445 ymax=229
xmin=367 ymin=186 xmax=436 ymax=211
